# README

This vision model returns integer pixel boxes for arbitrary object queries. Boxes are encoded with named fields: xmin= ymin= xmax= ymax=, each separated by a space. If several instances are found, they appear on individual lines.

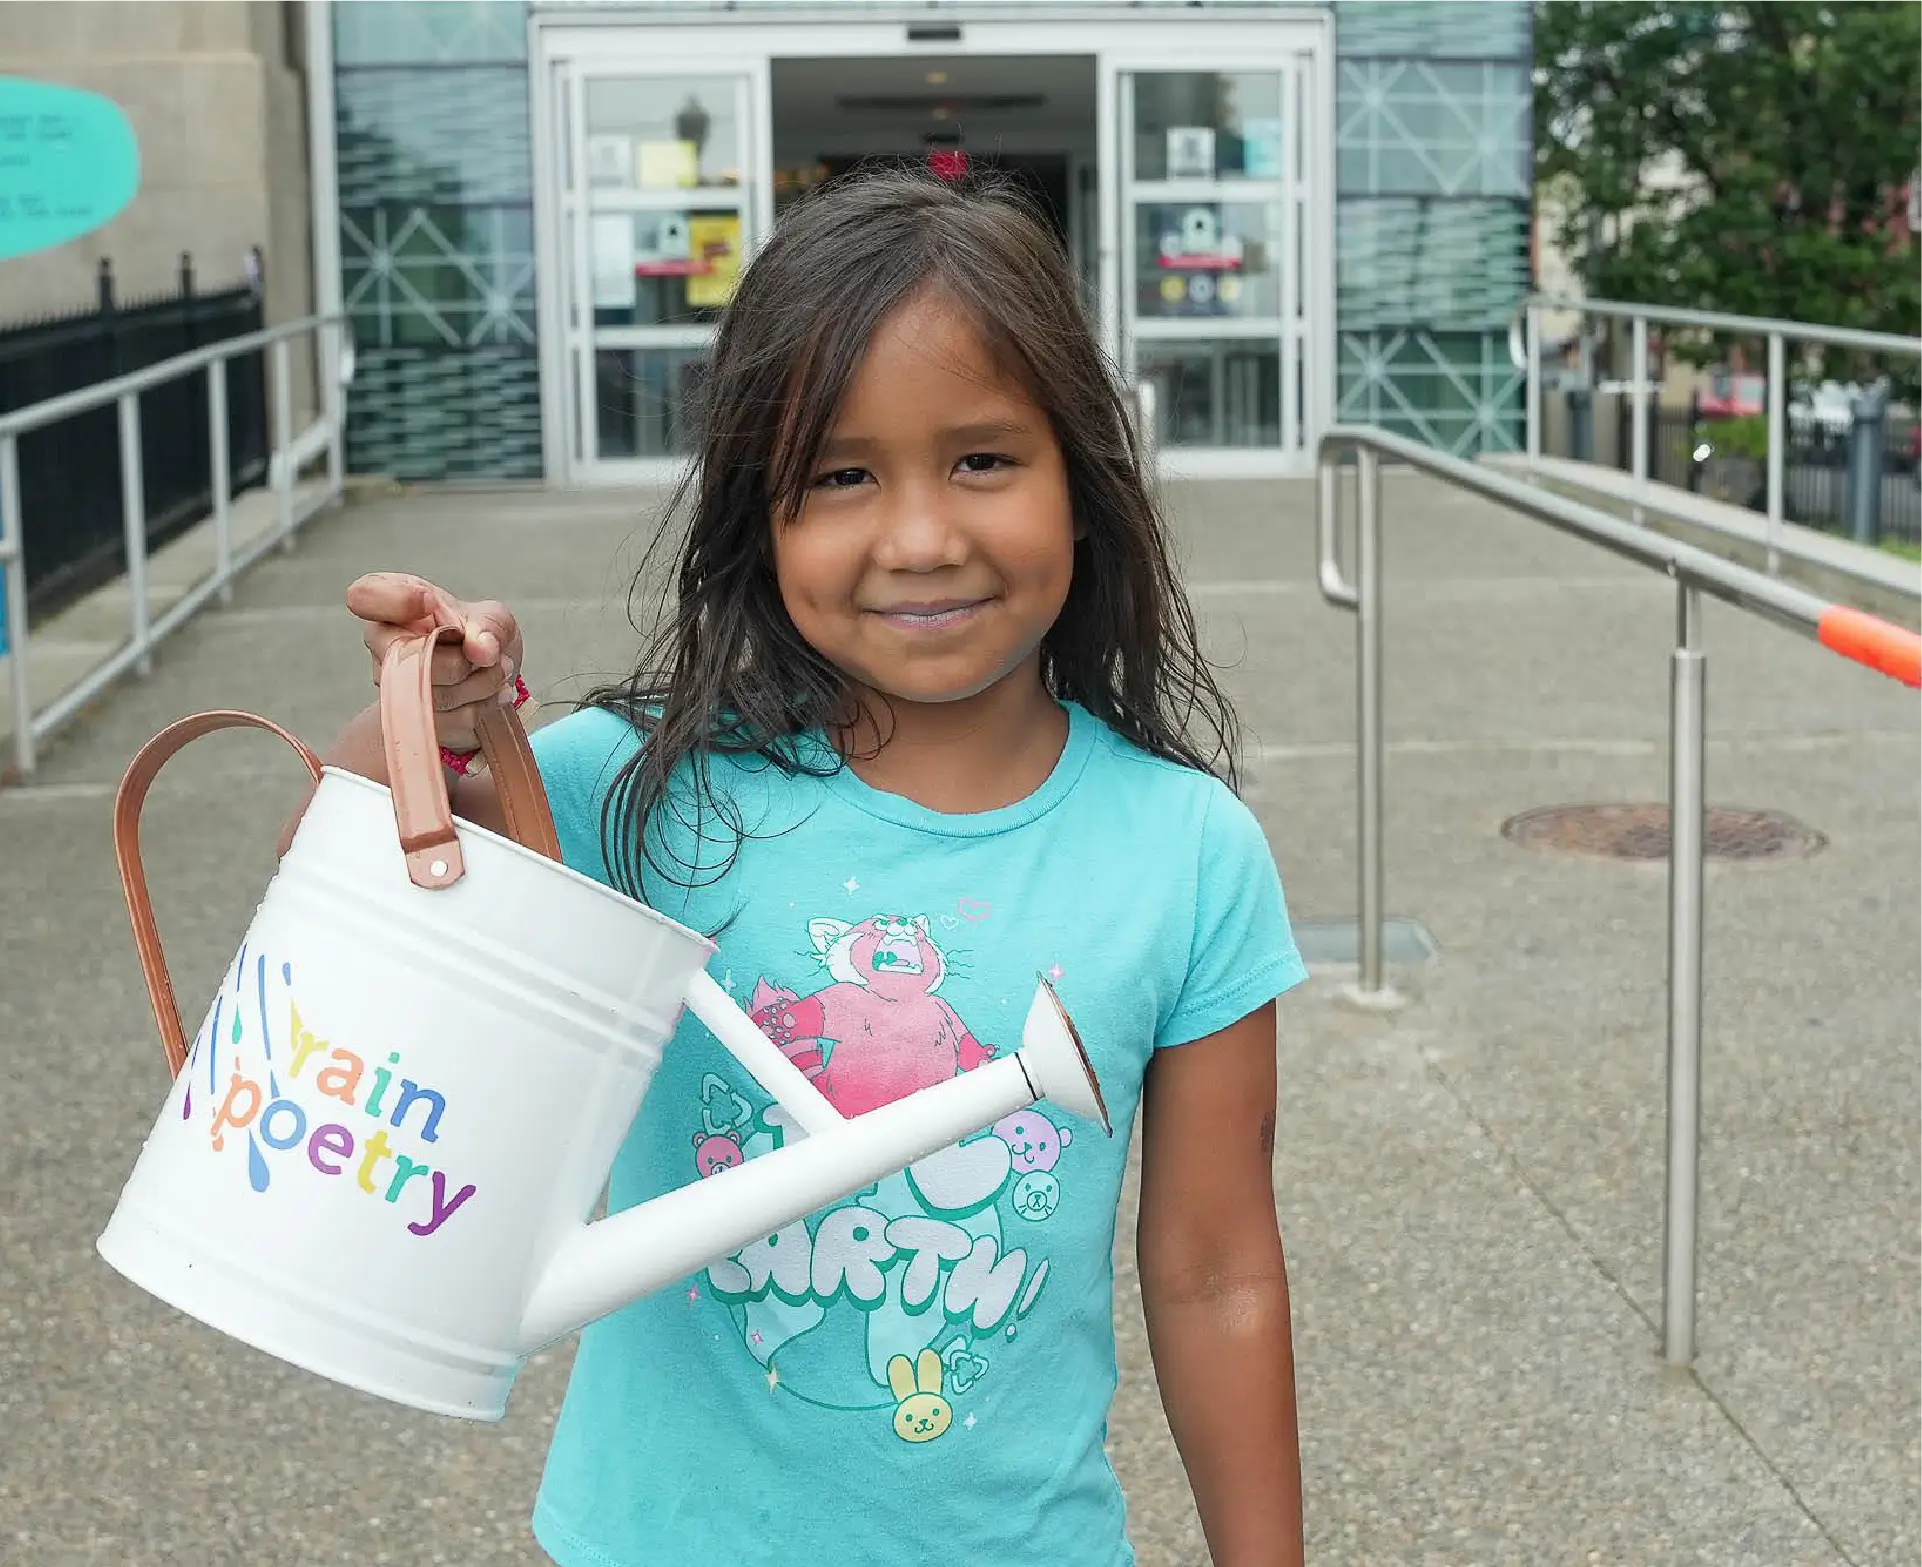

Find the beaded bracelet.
xmin=440 ymin=674 xmax=530 ymax=776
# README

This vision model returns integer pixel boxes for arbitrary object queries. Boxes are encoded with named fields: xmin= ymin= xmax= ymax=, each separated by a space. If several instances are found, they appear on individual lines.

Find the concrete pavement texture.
xmin=2 ymin=474 xmax=1916 ymax=1566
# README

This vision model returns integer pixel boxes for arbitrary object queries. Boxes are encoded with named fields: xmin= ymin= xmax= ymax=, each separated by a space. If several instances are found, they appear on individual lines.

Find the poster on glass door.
xmin=1150 ymin=205 xmax=1245 ymax=318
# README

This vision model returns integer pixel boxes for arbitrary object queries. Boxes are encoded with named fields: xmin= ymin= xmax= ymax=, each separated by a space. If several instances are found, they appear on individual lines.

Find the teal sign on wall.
xmin=0 ymin=77 xmax=139 ymax=261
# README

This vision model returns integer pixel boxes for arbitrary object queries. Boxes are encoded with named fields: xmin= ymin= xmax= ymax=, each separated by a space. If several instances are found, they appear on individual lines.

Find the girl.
xmin=304 ymin=167 xmax=1307 ymax=1567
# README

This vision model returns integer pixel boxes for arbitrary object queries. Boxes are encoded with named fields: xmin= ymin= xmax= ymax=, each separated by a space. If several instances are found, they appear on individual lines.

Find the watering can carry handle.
xmin=379 ymin=625 xmax=561 ymax=889
xmin=114 ymin=711 xmax=327 ymax=1078
xmin=115 ymin=632 xmax=561 ymax=1078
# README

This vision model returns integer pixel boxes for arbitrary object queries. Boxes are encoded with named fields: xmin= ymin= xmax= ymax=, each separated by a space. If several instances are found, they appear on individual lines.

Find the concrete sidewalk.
xmin=1 ymin=475 xmax=1915 ymax=1566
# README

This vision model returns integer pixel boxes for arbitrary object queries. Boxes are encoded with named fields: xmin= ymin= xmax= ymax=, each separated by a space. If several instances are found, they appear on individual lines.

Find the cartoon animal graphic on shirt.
xmin=748 ymin=914 xmax=997 ymax=1116
xmin=692 ymin=1128 xmax=743 ymax=1179
xmin=888 ymin=1348 xmax=954 ymax=1444
xmin=695 ymin=906 xmax=1084 ymax=1442
xmin=993 ymin=1110 xmax=1071 ymax=1223
xmin=992 ymin=1110 xmax=1072 ymax=1174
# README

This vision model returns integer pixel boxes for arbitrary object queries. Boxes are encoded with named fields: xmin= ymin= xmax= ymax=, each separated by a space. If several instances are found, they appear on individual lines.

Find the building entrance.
xmin=534 ymin=13 xmax=1331 ymax=485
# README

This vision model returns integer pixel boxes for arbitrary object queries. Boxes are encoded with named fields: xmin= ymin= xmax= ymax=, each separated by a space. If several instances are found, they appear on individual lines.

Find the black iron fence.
xmin=1545 ymin=392 xmax=1921 ymax=550
xmin=0 ymin=254 xmax=270 ymax=623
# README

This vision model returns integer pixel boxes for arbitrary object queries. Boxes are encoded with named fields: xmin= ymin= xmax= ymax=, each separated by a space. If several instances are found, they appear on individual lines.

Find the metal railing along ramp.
xmin=1516 ymin=294 xmax=1922 ymax=575
xmin=0 ymin=314 xmax=350 ymax=779
xmin=1315 ymin=423 xmax=1921 ymax=1369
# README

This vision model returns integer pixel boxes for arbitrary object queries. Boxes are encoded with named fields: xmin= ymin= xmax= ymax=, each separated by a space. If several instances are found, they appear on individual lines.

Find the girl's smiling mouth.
xmin=869 ymin=598 xmax=990 ymax=631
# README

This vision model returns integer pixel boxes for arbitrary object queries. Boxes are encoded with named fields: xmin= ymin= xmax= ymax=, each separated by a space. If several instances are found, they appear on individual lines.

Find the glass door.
xmin=1103 ymin=50 xmax=1318 ymax=469
xmin=553 ymin=59 xmax=766 ymax=480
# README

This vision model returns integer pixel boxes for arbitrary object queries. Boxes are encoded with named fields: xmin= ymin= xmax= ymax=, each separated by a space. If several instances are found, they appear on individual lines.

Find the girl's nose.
xmin=872 ymin=492 xmax=967 ymax=572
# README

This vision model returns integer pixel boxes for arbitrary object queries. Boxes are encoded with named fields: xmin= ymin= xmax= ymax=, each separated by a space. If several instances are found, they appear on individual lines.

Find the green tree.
xmin=1533 ymin=2 xmax=1920 ymax=382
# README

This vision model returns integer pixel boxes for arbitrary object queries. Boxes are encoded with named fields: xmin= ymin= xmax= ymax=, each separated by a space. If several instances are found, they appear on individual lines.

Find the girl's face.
xmin=771 ymin=291 xmax=1075 ymax=712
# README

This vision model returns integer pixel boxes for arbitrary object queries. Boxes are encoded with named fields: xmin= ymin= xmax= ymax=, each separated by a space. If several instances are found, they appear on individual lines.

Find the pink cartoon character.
xmin=693 ymin=1128 xmax=744 ymax=1178
xmin=992 ymin=1109 xmax=1072 ymax=1174
xmin=748 ymin=914 xmax=995 ymax=1118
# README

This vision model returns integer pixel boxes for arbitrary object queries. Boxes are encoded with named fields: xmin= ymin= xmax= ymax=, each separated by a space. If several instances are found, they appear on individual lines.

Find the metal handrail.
xmin=0 ymin=314 xmax=343 ymax=442
xmin=1315 ymin=423 xmax=1921 ymax=1370
xmin=1514 ymin=295 xmax=1922 ymax=574
xmin=0 ymin=313 xmax=350 ymax=779
xmin=1529 ymin=294 xmax=1922 ymax=357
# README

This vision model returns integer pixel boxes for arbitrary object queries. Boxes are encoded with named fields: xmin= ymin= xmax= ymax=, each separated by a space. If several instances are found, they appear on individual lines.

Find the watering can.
xmin=96 ymin=627 xmax=1109 ymax=1422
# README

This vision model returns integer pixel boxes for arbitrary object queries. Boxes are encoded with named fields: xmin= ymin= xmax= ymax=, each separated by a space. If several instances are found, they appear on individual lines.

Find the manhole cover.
xmin=1500 ymin=804 xmax=1826 ymax=862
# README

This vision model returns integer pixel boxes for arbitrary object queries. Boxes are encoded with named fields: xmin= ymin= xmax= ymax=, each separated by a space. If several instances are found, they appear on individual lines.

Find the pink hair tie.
xmin=440 ymin=674 xmax=529 ymax=776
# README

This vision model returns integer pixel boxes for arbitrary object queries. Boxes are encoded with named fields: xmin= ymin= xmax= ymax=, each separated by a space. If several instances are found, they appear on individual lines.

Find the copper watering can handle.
xmin=116 ymin=630 xmax=562 ymax=1078
xmin=379 ymin=624 xmax=561 ymax=888
xmin=114 ymin=712 xmax=327 ymax=1078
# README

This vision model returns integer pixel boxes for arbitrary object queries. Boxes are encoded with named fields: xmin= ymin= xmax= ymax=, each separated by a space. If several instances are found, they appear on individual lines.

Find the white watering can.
xmin=97 ymin=626 xmax=1109 ymax=1422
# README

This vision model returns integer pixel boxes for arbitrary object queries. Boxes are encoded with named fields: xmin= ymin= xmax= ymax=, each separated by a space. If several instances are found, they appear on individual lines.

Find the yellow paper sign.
xmin=637 ymin=139 xmax=699 ymax=190
xmin=687 ymin=214 xmax=742 ymax=308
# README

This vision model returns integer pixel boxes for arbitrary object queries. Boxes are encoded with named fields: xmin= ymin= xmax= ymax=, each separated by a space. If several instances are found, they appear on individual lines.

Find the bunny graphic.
xmin=886 ymin=1348 xmax=954 ymax=1444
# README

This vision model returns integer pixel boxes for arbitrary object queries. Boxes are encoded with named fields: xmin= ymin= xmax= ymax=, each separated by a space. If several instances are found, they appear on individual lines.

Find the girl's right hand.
xmin=345 ymin=572 xmax=524 ymax=756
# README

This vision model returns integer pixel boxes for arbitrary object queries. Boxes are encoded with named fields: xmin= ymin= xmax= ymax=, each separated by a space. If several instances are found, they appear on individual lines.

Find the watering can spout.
xmin=517 ymin=979 xmax=1107 ymax=1353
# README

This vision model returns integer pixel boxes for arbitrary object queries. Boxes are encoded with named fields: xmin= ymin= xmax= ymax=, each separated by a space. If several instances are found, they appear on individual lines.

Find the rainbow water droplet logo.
xmin=246 ymin=1130 xmax=271 ymax=1192
xmin=209 ymin=996 xmax=225 ymax=1095
xmin=254 ymin=954 xmax=280 ymax=1097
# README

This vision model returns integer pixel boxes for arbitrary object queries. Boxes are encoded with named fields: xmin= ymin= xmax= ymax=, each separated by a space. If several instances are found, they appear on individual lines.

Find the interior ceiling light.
xmin=925 ymin=71 xmax=949 ymax=85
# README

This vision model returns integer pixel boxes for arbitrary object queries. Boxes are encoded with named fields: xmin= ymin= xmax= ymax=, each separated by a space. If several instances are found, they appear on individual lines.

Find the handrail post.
xmin=1316 ymin=452 xmax=1358 ymax=608
xmin=272 ymin=337 xmax=295 ymax=553
xmin=1525 ymin=303 xmax=1542 ymax=461
xmin=1631 ymin=315 xmax=1650 ymax=496
xmin=1355 ymin=445 xmax=1386 ymax=1001
xmin=1 ymin=434 xmax=31 ymax=776
xmin=1765 ymin=333 xmax=1784 ymax=576
xmin=118 ymin=393 xmax=152 ymax=678
xmin=1133 ymin=378 xmax=1158 ymax=471
xmin=209 ymin=356 xmax=233 ymax=605
xmin=1663 ymin=578 xmax=1708 ymax=1365
xmin=322 ymin=319 xmax=346 ymax=498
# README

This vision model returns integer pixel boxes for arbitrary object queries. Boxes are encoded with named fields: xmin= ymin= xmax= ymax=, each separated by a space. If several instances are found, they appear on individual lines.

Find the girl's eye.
xmin=956 ymin=452 xmax=1014 ymax=476
xmin=811 ymin=467 xmax=869 ymax=490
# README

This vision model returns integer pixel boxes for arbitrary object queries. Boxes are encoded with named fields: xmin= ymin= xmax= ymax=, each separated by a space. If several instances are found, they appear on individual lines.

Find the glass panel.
xmin=1135 ymin=341 xmax=1280 ymax=449
xmin=585 ymin=78 xmax=745 ymax=190
xmin=1333 ymin=0 xmax=1530 ymax=61
xmin=1130 ymin=72 xmax=1285 ymax=182
xmin=345 ymin=345 xmax=542 ymax=480
xmin=1134 ymin=200 xmax=1283 ymax=321
xmin=342 ymin=205 xmax=536 ymax=349
xmin=334 ymin=15 xmax=540 ymax=481
xmin=1335 ymin=61 xmax=1529 ymax=198
xmin=337 ymin=67 xmax=533 ymax=206
xmin=595 ymin=346 xmax=711 ymax=459
xmin=1335 ymin=199 xmax=1527 ymax=331
xmin=590 ymin=209 xmax=744 ymax=328
xmin=1335 ymin=330 xmax=1523 ymax=456
xmin=334 ymin=0 xmax=527 ymax=67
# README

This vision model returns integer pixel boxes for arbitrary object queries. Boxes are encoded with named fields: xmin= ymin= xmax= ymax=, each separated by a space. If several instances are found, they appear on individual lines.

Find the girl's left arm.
xmin=1136 ymin=999 xmax=1303 ymax=1567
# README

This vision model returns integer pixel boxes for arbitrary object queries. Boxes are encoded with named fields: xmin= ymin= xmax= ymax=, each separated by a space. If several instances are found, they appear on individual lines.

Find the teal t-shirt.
xmin=524 ymin=700 xmax=1306 ymax=1567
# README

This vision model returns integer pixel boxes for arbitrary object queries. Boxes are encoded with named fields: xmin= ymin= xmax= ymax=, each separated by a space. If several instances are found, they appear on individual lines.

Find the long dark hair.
xmin=587 ymin=165 xmax=1241 ymax=898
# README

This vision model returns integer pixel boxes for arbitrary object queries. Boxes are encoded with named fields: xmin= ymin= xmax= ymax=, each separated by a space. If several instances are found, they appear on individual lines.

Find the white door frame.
xmin=1101 ymin=37 xmax=1328 ymax=477
xmin=530 ymin=8 xmax=1335 ymax=486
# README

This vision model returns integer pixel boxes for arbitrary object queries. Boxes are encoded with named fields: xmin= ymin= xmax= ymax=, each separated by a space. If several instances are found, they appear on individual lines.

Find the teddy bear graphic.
xmin=749 ymin=914 xmax=996 ymax=1117
xmin=692 ymin=1128 xmax=743 ymax=1178
xmin=994 ymin=1109 xmax=1071 ymax=1222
